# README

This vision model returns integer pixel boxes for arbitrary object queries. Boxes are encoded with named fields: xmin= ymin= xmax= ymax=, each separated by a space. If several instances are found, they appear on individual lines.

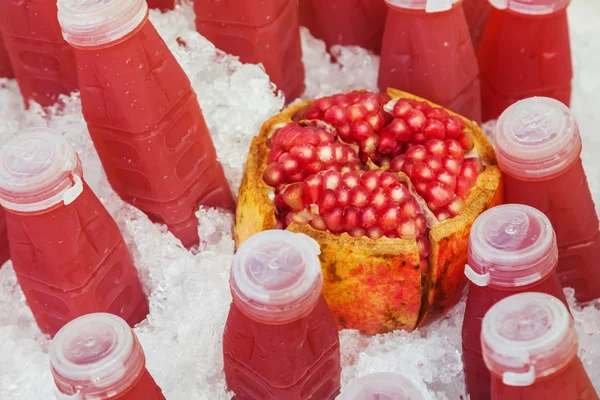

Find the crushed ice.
xmin=1 ymin=1 xmax=600 ymax=399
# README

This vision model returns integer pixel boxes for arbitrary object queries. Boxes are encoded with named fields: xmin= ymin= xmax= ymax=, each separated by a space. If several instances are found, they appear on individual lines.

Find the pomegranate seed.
xmin=343 ymin=171 xmax=360 ymax=188
xmin=279 ymin=153 xmax=299 ymax=176
xmin=343 ymin=207 xmax=360 ymax=231
xmin=456 ymin=176 xmax=472 ymax=198
xmin=361 ymin=135 xmax=379 ymax=155
xmin=436 ymin=170 xmax=457 ymax=191
xmin=400 ymin=199 xmax=419 ymax=219
xmin=423 ymin=119 xmax=446 ymax=140
xmin=333 ymin=143 xmax=348 ymax=165
xmin=444 ymin=116 xmax=465 ymax=139
xmin=417 ymin=237 xmax=431 ymax=258
xmin=282 ymin=183 xmax=305 ymax=211
xmin=412 ymin=162 xmax=435 ymax=181
xmin=324 ymin=105 xmax=347 ymax=126
xmin=379 ymin=206 xmax=401 ymax=233
xmin=367 ymin=112 xmax=386 ymax=131
xmin=367 ymin=227 xmax=384 ymax=239
xmin=413 ymin=101 xmax=432 ymax=112
xmin=389 ymin=184 xmax=410 ymax=203
xmin=390 ymin=155 xmax=406 ymax=172
xmin=322 ymin=170 xmax=342 ymax=189
xmin=360 ymin=206 xmax=378 ymax=229
xmin=415 ymin=214 xmax=427 ymax=236
xmin=428 ymin=181 xmax=454 ymax=208
xmin=378 ymin=131 xmax=399 ymax=154
xmin=414 ymin=181 xmax=429 ymax=196
xmin=333 ymin=94 xmax=352 ymax=107
xmin=360 ymin=171 xmax=380 ymax=192
xmin=413 ymin=133 xmax=427 ymax=144
xmin=304 ymin=162 xmax=324 ymax=174
xmin=338 ymin=125 xmax=352 ymax=141
xmin=317 ymin=143 xmax=335 ymax=165
xmin=465 ymin=157 xmax=485 ymax=174
xmin=263 ymin=163 xmax=284 ymax=187
xmin=319 ymin=189 xmax=337 ymax=213
xmin=336 ymin=186 xmax=351 ymax=208
xmin=288 ymin=172 xmax=304 ymax=182
xmin=350 ymin=228 xmax=366 ymax=238
xmin=350 ymin=186 xmax=370 ymax=208
xmin=397 ymin=218 xmax=416 ymax=239
xmin=424 ymin=155 xmax=443 ymax=173
xmin=380 ymin=172 xmax=398 ymax=188
xmin=369 ymin=188 xmax=390 ymax=211
xmin=405 ymin=145 xmax=427 ymax=162
xmin=393 ymin=100 xmax=413 ymax=118
xmin=267 ymin=147 xmax=285 ymax=163
xmin=285 ymin=213 xmax=293 ymax=226
xmin=290 ymin=144 xmax=317 ymax=165
xmin=457 ymin=133 xmax=474 ymax=152
xmin=376 ymin=92 xmax=391 ymax=105
xmin=291 ymin=210 xmax=312 ymax=225
xmin=315 ymin=97 xmax=332 ymax=112
xmin=310 ymin=216 xmax=327 ymax=231
xmin=447 ymin=196 xmax=466 ymax=216
xmin=401 ymin=160 xmax=415 ymax=177
xmin=384 ymin=118 xmax=412 ymax=142
xmin=404 ymin=109 xmax=427 ymax=131
xmin=424 ymin=139 xmax=447 ymax=158
xmin=361 ymin=97 xmax=380 ymax=113
xmin=324 ymin=208 xmax=344 ymax=232
xmin=425 ymin=107 xmax=450 ymax=120
xmin=379 ymin=157 xmax=392 ymax=170
xmin=347 ymin=104 xmax=367 ymax=123
xmin=460 ymin=162 xmax=480 ymax=185
xmin=435 ymin=209 xmax=452 ymax=222
xmin=347 ymin=91 xmax=363 ymax=104
xmin=445 ymin=140 xmax=464 ymax=160
xmin=442 ymin=156 xmax=461 ymax=175
xmin=303 ymin=175 xmax=322 ymax=204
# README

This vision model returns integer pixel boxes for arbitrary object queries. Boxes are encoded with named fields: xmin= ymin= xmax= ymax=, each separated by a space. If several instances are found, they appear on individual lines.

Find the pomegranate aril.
xmin=415 ymin=214 xmax=427 ymax=236
xmin=423 ymin=119 xmax=446 ymax=140
xmin=465 ymin=157 xmax=485 ymax=174
xmin=304 ymin=162 xmax=324 ymax=174
xmin=442 ymin=157 xmax=461 ymax=175
xmin=367 ymin=112 xmax=386 ymax=131
xmin=424 ymin=139 xmax=447 ymax=158
xmin=457 ymin=133 xmax=474 ymax=151
xmin=425 ymin=107 xmax=450 ymax=120
xmin=278 ymin=153 xmax=300 ymax=176
xmin=400 ymin=199 xmax=419 ymax=219
xmin=290 ymin=144 xmax=317 ymax=165
xmin=324 ymin=208 xmax=344 ymax=232
xmin=436 ymin=170 xmax=457 ymax=191
xmin=336 ymin=186 xmax=351 ymax=208
xmin=379 ymin=206 xmax=401 ymax=232
xmin=369 ymin=188 xmax=390 ymax=211
xmin=361 ymin=97 xmax=380 ymax=113
xmin=351 ymin=120 xmax=374 ymax=141
xmin=405 ymin=145 xmax=427 ymax=162
xmin=367 ymin=227 xmax=384 ymax=239
xmin=435 ymin=209 xmax=452 ymax=222
xmin=322 ymin=170 xmax=342 ymax=190
xmin=380 ymin=172 xmax=398 ymax=189
xmin=447 ymin=196 xmax=466 ymax=216
xmin=428 ymin=181 xmax=454 ymax=208
xmin=343 ymin=207 xmax=360 ymax=231
xmin=412 ymin=162 xmax=434 ymax=181
xmin=404 ymin=109 xmax=427 ymax=131
xmin=333 ymin=94 xmax=352 ymax=107
xmin=383 ymin=118 xmax=412 ymax=142
xmin=397 ymin=218 xmax=416 ymax=239
xmin=413 ymin=133 xmax=427 ymax=144
xmin=317 ymin=143 xmax=335 ymax=165
xmin=350 ymin=186 xmax=370 ymax=208
xmin=417 ymin=237 xmax=431 ymax=258
xmin=445 ymin=140 xmax=464 ymax=160
xmin=360 ymin=207 xmax=378 ymax=229
xmin=310 ymin=216 xmax=327 ymax=231
xmin=268 ymin=147 xmax=285 ymax=163
xmin=324 ymin=105 xmax=347 ymax=126
xmin=378 ymin=131 xmax=399 ymax=154
xmin=393 ymin=100 xmax=413 ymax=118
xmin=389 ymin=184 xmax=410 ymax=203
xmin=361 ymin=135 xmax=379 ymax=155
xmin=414 ymin=181 xmax=428 ymax=197
xmin=460 ymin=162 xmax=480 ymax=185
xmin=282 ymin=183 xmax=305 ymax=211
xmin=390 ymin=155 xmax=406 ymax=172
xmin=347 ymin=104 xmax=367 ymax=123
xmin=318 ymin=189 xmax=337 ymax=213
xmin=263 ymin=163 xmax=285 ymax=187
xmin=343 ymin=172 xmax=360 ymax=188
xmin=350 ymin=227 xmax=366 ymax=238
xmin=401 ymin=160 xmax=415 ymax=176
xmin=424 ymin=155 xmax=443 ymax=173
xmin=412 ymin=101 xmax=432 ymax=112
xmin=291 ymin=211 xmax=312 ymax=225
xmin=444 ymin=116 xmax=465 ymax=139
xmin=360 ymin=171 xmax=380 ymax=192
xmin=456 ymin=176 xmax=472 ymax=198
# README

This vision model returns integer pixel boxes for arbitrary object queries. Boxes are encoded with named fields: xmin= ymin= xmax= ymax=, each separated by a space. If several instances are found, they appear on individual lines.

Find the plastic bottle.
xmin=147 ymin=0 xmax=174 ymax=10
xmin=299 ymin=0 xmax=388 ymax=54
xmin=0 ymin=31 xmax=13 ymax=78
xmin=0 ymin=0 xmax=77 ymax=106
xmin=462 ymin=203 xmax=568 ymax=400
xmin=478 ymin=0 xmax=572 ymax=121
xmin=482 ymin=292 xmax=598 ymax=400
xmin=0 ymin=128 xmax=148 ymax=337
xmin=339 ymin=372 xmax=424 ymax=400
xmin=194 ymin=0 xmax=306 ymax=102
xmin=57 ymin=0 xmax=234 ymax=249
xmin=463 ymin=0 xmax=491 ymax=49
xmin=379 ymin=0 xmax=482 ymax=122
xmin=495 ymin=97 xmax=600 ymax=304
xmin=50 ymin=313 xmax=165 ymax=399
xmin=0 ymin=207 xmax=9 ymax=267
xmin=223 ymin=230 xmax=341 ymax=399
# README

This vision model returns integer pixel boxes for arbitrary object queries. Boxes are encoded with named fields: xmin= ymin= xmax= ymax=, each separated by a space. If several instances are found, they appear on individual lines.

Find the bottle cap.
xmin=339 ymin=373 xmax=424 ymax=400
xmin=57 ymin=0 xmax=148 ymax=47
xmin=0 ymin=127 xmax=83 ymax=213
xmin=495 ymin=97 xmax=581 ymax=180
xmin=481 ymin=292 xmax=577 ymax=387
xmin=230 ymin=230 xmax=323 ymax=324
xmin=50 ymin=313 xmax=146 ymax=398
xmin=489 ymin=0 xmax=570 ymax=15
xmin=465 ymin=204 xmax=558 ymax=288
xmin=385 ymin=0 xmax=460 ymax=13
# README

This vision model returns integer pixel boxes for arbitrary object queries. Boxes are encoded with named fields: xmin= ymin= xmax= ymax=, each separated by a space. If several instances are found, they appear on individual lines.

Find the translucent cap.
xmin=0 ymin=127 xmax=83 ymax=213
xmin=231 ymin=230 xmax=323 ymax=324
xmin=50 ymin=313 xmax=146 ymax=399
xmin=495 ymin=97 xmax=581 ymax=180
xmin=465 ymin=204 xmax=558 ymax=288
xmin=481 ymin=292 xmax=578 ymax=387
xmin=339 ymin=373 xmax=424 ymax=400
xmin=489 ymin=0 xmax=570 ymax=15
xmin=57 ymin=0 xmax=148 ymax=47
xmin=386 ymin=0 xmax=460 ymax=13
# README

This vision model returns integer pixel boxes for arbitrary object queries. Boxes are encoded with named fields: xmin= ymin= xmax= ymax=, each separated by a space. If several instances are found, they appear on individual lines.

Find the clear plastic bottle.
xmin=50 ymin=313 xmax=165 ymax=399
xmin=463 ymin=0 xmax=491 ymax=49
xmin=0 ymin=128 xmax=148 ymax=337
xmin=379 ymin=0 xmax=482 ymax=122
xmin=462 ymin=204 xmax=568 ymax=400
xmin=478 ymin=0 xmax=572 ymax=121
xmin=339 ymin=372 xmax=424 ymax=400
xmin=57 ymin=0 xmax=234 ymax=248
xmin=482 ymin=292 xmax=598 ymax=400
xmin=223 ymin=230 xmax=341 ymax=399
xmin=494 ymin=97 xmax=600 ymax=304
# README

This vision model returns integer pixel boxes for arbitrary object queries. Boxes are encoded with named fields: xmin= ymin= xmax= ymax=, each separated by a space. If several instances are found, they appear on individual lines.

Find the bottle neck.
xmin=69 ymin=14 xmax=149 ymax=51
xmin=231 ymin=289 xmax=321 ymax=325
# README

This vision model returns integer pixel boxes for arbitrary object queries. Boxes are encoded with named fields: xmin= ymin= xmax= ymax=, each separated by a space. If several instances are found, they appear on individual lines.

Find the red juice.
xmin=194 ymin=0 xmax=305 ymax=102
xmin=379 ymin=0 xmax=482 ymax=122
xmin=463 ymin=0 xmax=491 ymax=49
xmin=57 ymin=0 xmax=234 ymax=249
xmin=0 ymin=31 xmax=13 ymax=78
xmin=462 ymin=204 xmax=568 ymax=400
xmin=50 ymin=313 xmax=166 ymax=399
xmin=147 ymin=0 xmax=174 ymax=10
xmin=0 ymin=0 xmax=77 ymax=106
xmin=477 ymin=0 xmax=572 ymax=121
xmin=0 ymin=207 xmax=9 ymax=267
xmin=494 ymin=97 xmax=600 ymax=304
xmin=298 ymin=0 xmax=388 ymax=54
xmin=0 ymin=128 xmax=148 ymax=337
xmin=224 ymin=230 xmax=341 ymax=399
xmin=482 ymin=293 xmax=598 ymax=400
xmin=339 ymin=372 xmax=424 ymax=400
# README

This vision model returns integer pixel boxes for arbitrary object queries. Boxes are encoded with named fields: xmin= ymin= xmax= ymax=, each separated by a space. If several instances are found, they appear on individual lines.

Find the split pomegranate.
xmin=236 ymin=88 xmax=502 ymax=334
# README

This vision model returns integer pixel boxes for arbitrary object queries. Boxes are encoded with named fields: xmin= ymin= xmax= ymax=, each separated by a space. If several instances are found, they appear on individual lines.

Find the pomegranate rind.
xmin=234 ymin=89 xmax=502 ymax=334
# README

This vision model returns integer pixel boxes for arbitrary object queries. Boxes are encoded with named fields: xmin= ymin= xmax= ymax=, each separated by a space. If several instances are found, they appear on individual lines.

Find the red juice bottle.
xmin=298 ymin=0 xmax=388 ymax=54
xmin=463 ymin=0 xmax=491 ymax=49
xmin=0 ymin=0 xmax=77 ymax=106
xmin=462 ymin=204 xmax=568 ymax=400
xmin=147 ymin=0 xmax=174 ymax=10
xmin=50 ymin=313 xmax=165 ymax=399
xmin=57 ymin=0 xmax=234 ymax=249
xmin=477 ymin=0 xmax=572 ymax=121
xmin=0 ymin=128 xmax=149 ymax=337
xmin=0 ymin=31 xmax=14 ymax=78
xmin=482 ymin=293 xmax=599 ymax=400
xmin=224 ymin=230 xmax=341 ymax=399
xmin=494 ymin=97 xmax=600 ymax=304
xmin=0 ymin=207 xmax=9 ymax=267
xmin=378 ymin=0 xmax=482 ymax=122
xmin=194 ymin=0 xmax=306 ymax=103
xmin=339 ymin=372 xmax=424 ymax=400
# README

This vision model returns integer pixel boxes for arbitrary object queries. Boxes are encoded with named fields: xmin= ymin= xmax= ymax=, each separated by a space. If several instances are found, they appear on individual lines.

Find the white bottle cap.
xmin=465 ymin=204 xmax=558 ymax=288
xmin=57 ymin=0 xmax=148 ymax=47
xmin=230 ymin=230 xmax=323 ymax=324
xmin=385 ymin=0 xmax=460 ymax=13
xmin=489 ymin=0 xmax=570 ymax=15
xmin=495 ymin=97 xmax=581 ymax=181
xmin=339 ymin=372 xmax=424 ymax=400
xmin=0 ymin=127 xmax=83 ymax=213
xmin=50 ymin=313 xmax=146 ymax=398
xmin=481 ymin=292 xmax=577 ymax=387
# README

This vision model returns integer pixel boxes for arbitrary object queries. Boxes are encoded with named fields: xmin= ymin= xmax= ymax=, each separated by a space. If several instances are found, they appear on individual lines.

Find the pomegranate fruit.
xmin=236 ymin=89 xmax=502 ymax=334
